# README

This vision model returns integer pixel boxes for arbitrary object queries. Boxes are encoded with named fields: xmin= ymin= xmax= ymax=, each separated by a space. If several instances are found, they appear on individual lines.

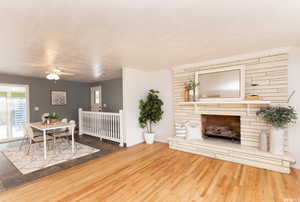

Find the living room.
xmin=0 ymin=1 xmax=299 ymax=201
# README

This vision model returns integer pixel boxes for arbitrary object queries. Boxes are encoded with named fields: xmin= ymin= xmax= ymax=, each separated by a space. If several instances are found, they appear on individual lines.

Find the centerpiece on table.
xmin=47 ymin=112 xmax=60 ymax=124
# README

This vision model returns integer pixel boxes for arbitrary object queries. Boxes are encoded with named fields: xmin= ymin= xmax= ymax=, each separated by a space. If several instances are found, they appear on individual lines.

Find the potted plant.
xmin=139 ymin=89 xmax=164 ymax=144
xmin=48 ymin=112 xmax=60 ymax=124
xmin=256 ymin=106 xmax=297 ymax=155
xmin=184 ymin=80 xmax=200 ymax=101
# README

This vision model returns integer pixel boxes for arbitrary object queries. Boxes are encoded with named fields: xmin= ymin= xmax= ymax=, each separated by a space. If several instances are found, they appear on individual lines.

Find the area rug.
xmin=1 ymin=141 xmax=99 ymax=174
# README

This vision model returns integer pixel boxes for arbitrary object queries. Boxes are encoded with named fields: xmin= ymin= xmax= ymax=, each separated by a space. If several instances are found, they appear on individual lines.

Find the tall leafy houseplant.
xmin=139 ymin=89 xmax=164 ymax=144
xmin=256 ymin=106 xmax=297 ymax=154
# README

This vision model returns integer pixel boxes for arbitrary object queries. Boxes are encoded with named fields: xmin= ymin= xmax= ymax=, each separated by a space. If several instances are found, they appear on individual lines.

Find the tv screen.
xmin=196 ymin=69 xmax=241 ymax=99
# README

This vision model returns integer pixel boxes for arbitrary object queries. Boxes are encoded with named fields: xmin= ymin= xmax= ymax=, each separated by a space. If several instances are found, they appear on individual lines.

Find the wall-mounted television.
xmin=195 ymin=65 xmax=245 ymax=100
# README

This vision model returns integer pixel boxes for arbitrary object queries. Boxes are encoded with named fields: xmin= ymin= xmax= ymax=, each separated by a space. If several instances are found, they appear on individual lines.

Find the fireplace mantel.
xmin=179 ymin=100 xmax=271 ymax=114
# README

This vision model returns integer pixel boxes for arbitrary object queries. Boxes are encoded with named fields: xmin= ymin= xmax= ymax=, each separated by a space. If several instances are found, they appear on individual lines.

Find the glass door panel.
xmin=91 ymin=86 xmax=102 ymax=112
xmin=0 ymin=85 xmax=28 ymax=141
xmin=11 ymin=96 xmax=27 ymax=138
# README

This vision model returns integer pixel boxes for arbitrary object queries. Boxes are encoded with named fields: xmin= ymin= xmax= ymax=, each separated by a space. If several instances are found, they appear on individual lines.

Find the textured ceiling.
xmin=0 ymin=0 xmax=299 ymax=82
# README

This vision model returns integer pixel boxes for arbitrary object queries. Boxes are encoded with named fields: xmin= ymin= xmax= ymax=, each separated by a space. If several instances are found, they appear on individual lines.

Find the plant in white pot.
xmin=139 ymin=89 xmax=164 ymax=144
xmin=256 ymin=106 xmax=297 ymax=155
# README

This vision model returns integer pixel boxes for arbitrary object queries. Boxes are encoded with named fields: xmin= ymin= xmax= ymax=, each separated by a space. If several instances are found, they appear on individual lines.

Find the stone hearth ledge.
xmin=168 ymin=137 xmax=295 ymax=174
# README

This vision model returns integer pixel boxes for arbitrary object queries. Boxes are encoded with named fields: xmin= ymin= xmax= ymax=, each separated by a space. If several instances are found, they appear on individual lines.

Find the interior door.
xmin=91 ymin=86 xmax=102 ymax=112
xmin=0 ymin=84 xmax=29 ymax=142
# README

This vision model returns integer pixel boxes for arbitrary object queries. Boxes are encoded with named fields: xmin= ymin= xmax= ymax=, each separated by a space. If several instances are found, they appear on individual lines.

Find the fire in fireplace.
xmin=201 ymin=115 xmax=241 ymax=141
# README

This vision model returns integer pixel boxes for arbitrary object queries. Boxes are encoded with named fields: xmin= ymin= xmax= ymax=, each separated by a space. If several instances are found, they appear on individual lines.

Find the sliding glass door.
xmin=0 ymin=84 xmax=29 ymax=142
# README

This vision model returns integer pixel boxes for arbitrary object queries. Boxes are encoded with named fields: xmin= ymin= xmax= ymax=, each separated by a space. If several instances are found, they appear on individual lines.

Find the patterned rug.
xmin=1 ymin=141 xmax=99 ymax=174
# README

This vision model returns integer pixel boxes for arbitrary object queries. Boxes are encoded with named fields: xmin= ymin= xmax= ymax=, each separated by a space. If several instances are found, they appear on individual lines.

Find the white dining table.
xmin=30 ymin=122 xmax=75 ymax=159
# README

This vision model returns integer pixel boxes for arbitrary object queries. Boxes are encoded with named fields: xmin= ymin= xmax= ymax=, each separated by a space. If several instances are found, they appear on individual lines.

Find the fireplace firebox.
xmin=201 ymin=115 xmax=240 ymax=141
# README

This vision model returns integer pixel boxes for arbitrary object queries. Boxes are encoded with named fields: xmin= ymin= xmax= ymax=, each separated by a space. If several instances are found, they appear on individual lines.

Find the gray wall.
xmin=92 ymin=78 xmax=123 ymax=112
xmin=0 ymin=74 xmax=90 ymax=123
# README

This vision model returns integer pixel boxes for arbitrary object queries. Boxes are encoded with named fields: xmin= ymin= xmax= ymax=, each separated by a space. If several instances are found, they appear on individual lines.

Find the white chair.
xmin=19 ymin=124 xmax=53 ymax=154
xmin=69 ymin=120 xmax=75 ymax=125
xmin=54 ymin=118 xmax=68 ymax=133
xmin=61 ymin=118 xmax=68 ymax=123
xmin=51 ymin=120 xmax=76 ymax=146
xmin=41 ymin=113 xmax=49 ymax=122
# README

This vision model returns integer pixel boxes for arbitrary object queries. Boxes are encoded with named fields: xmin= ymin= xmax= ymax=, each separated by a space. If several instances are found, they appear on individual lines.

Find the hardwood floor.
xmin=0 ymin=134 xmax=121 ymax=191
xmin=0 ymin=142 xmax=299 ymax=202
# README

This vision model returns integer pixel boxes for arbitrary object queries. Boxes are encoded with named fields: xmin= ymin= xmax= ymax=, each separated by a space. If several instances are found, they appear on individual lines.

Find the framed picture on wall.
xmin=51 ymin=90 xmax=67 ymax=105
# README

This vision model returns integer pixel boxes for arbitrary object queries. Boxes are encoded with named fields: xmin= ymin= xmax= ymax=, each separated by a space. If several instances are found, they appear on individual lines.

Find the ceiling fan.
xmin=46 ymin=68 xmax=75 ymax=80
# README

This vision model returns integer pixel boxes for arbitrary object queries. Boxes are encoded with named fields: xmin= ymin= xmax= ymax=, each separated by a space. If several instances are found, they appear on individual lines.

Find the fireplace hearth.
xmin=201 ymin=115 xmax=240 ymax=141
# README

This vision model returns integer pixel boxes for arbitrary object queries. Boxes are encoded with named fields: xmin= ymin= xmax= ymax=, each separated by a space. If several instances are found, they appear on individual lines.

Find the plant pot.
xmin=144 ymin=132 xmax=155 ymax=144
xmin=269 ymin=127 xmax=285 ymax=155
xmin=184 ymin=88 xmax=190 ymax=102
xmin=50 ymin=119 xmax=59 ymax=124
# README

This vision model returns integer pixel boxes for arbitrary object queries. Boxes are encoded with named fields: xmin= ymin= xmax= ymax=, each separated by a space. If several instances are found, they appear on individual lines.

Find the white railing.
xmin=78 ymin=109 xmax=124 ymax=147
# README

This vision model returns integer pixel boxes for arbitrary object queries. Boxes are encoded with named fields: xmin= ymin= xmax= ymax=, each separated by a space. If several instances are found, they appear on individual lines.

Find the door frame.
xmin=90 ymin=86 xmax=102 ymax=111
xmin=0 ymin=83 xmax=30 ymax=143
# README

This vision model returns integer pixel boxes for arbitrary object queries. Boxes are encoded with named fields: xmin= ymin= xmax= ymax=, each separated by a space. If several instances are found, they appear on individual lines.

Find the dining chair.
xmin=51 ymin=120 xmax=76 ymax=147
xmin=54 ymin=118 xmax=68 ymax=134
xmin=41 ymin=113 xmax=49 ymax=122
xmin=19 ymin=124 xmax=53 ymax=154
xmin=61 ymin=118 xmax=68 ymax=123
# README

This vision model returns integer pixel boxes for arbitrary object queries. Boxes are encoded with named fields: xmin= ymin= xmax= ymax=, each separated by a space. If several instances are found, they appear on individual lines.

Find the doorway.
xmin=90 ymin=86 xmax=102 ymax=112
xmin=0 ymin=84 xmax=29 ymax=142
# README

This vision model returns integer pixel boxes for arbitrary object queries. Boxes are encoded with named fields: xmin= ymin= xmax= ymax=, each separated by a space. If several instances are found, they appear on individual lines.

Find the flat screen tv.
xmin=195 ymin=66 xmax=245 ymax=100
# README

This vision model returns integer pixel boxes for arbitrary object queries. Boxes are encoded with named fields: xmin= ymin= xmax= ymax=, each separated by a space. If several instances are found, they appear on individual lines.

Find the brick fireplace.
xmin=169 ymin=52 xmax=295 ymax=173
xmin=172 ymin=53 xmax=289 ymax=150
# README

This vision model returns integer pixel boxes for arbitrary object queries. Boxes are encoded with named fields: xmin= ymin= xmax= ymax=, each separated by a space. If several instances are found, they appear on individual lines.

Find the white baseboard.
xmin=126 ymin=138 xmax=145 ymax=147
xmin=155 ymin=136 xmax=169 ymax=143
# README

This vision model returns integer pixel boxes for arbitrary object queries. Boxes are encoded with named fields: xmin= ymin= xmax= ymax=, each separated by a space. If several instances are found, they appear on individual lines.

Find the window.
xmin=95 ymin=90 xmax=100 ymax=104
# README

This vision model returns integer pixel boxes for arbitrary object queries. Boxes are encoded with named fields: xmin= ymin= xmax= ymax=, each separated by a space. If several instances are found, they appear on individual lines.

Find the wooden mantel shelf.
xmin=178 ymin=100 xmax=271 ymax=114
xmin=179 ymin=100 xmax=271 ymax=105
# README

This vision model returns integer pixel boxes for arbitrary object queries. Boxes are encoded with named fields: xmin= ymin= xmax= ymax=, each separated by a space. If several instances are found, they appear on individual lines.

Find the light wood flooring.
xmin=0 ymin=142 xmax=299 ymax=202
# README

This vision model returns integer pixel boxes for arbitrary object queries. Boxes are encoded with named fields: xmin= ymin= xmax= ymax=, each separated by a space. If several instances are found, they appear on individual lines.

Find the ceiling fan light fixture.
xmin=46 ymin=73 xmax=60 ymax=80
xmin=53 ymin=74 xmax=60 ymax=80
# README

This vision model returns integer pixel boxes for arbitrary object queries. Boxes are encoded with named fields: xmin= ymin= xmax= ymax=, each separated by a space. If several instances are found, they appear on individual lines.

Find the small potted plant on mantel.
xmin=184 ymin=80 xmax=200 ymax=102
xmin=256 ymin=106 xmax=297 ymax=155
xmin=139 ymin=89 xmax=164 ymax=144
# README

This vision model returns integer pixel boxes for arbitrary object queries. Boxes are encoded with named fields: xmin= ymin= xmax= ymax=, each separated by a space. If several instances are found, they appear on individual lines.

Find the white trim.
xmin=173 ymin=47 xmax=291 ymax=70
xmin=155 ymin=136 xmax=168 ymax=143
xmin=194 ymin=65 xmax=245 ymax=101
xmin=25 ymin=85 xmax=30 ymax=124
